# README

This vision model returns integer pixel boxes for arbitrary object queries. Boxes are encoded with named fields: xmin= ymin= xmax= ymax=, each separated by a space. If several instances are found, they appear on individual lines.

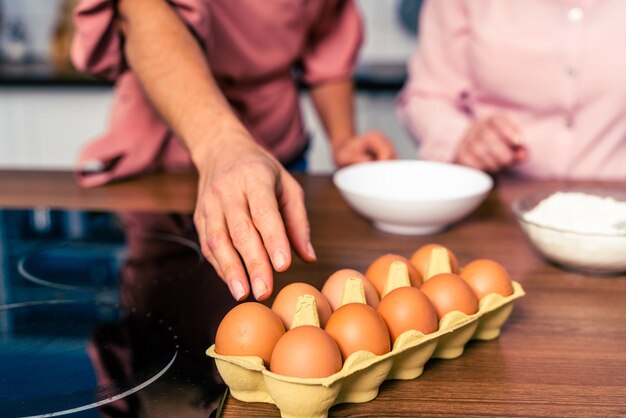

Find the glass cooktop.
xmin=0 ymin=209 xmax=238 ymax=417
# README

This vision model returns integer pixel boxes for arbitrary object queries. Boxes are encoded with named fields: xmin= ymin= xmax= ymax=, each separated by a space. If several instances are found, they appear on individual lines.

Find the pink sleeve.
xmin=300 ymin=0 xmax=364 ymax=85
xmin=71 ymin=0 xmax=211 ymax=81
xmin=397 ymin=0 xmax=472 ymax=162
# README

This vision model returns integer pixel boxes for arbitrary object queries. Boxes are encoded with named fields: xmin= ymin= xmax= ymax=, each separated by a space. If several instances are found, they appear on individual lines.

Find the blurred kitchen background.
xmin=0 ymin=0 xmax=422 ymax=173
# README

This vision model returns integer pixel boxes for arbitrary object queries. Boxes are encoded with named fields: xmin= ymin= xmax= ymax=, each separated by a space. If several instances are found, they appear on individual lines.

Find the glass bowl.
xmin=512 ymin=187 xmax=626 ymax=274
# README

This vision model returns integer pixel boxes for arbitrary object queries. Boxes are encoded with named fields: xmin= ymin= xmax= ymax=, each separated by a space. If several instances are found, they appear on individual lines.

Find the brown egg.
xmin=410 ymin=243 xmax=460 ymax=277
xmin=321 ymin=269 xmax=380 ymax=310
xmin=325 ymin=303 xmax=390 ymax=360
xmin=420 ymin=273 xmax=479 ymax=320
xmin=376 ymin=287 xmax=438 ymax=343
xmin=215 ymin=302 xmax=285 ymax=366
xmin=460 ymin=259 xmax=514 ymax=300
xmin=366 ymin=254 xmax=423 ymax=296
xmin=270 ymin=325 xmax=343 ymax=378
xmin=271 ymin=282 xmax=333 ymax=329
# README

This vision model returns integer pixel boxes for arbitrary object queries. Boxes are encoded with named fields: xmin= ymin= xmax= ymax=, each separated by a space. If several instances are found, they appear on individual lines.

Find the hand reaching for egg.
xmin=193 ymin=136 xmax=317 ymax=302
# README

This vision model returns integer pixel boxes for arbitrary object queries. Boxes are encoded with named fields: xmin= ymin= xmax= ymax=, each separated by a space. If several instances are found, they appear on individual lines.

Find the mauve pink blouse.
xmin=71 ymin=0 xmax=362 ymax=187
xmin=398 ymin=0 xmax=626 ymax=180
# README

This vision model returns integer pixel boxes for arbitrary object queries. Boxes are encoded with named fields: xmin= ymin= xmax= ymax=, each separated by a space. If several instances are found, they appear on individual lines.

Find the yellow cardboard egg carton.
xmin=207 ymin=252 xmax=525 ymax=418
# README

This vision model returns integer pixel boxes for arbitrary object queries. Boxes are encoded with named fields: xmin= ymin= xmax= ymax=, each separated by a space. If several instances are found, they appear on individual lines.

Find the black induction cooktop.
xmin=0 ymin=209 xmax=238 ymax=418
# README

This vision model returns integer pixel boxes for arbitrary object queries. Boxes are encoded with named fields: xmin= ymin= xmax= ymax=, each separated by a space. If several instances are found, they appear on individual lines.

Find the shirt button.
xmin=565 ymin=67 xmax=577 ymax=77
xmin=565 ymin=115 xmax=575 ymax=128
xmin=568 ymin=7 xmax=584 ymax=23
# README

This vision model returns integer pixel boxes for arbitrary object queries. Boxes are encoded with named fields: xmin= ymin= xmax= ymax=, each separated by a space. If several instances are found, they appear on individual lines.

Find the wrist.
xmin=185 ymin=116 xmax=254 ymax=175
xmin=330 ymin=134 xmax=355 ymax=152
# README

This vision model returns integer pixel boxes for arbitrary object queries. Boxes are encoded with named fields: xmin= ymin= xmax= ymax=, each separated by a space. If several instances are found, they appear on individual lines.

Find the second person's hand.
xmin=455 ymin=113 xmax=527 ymax=173
xmin=332 ymin=130 xmax=397 ymax=168
xmin=192 ymin=132 xmax=317 ymax=302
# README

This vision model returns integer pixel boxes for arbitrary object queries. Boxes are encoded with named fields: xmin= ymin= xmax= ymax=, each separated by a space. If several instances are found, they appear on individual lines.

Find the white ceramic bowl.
xmin=332 ymin=160 xmax=493 ymax=235
xmin=512 ymin=188 xmax=626 ymax=274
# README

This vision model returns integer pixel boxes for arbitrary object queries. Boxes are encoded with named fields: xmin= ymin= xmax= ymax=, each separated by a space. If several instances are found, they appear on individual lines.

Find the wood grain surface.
xmin=227 ymin=176 xmax=626 ymax=418
xmin=1 ymin=170 xmax=624 ymax=417
xmin=0 ymin=170 xmax=198 ymax=212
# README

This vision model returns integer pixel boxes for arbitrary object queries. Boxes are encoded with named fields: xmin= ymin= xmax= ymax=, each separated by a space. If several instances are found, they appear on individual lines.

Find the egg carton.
xmin=207 ymin=262 xmax=525 ymax=418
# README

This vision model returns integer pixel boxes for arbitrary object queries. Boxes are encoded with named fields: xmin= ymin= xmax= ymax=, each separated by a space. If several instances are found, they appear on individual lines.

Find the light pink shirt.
xmin=71 ymin=0 xmax=362 ymax=187
xmin=398 ymin=0 xmax=626 ymax=180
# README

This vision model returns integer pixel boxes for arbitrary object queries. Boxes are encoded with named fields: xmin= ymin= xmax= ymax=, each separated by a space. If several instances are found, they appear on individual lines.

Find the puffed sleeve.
xmin=71 ymin=0 xmax=211 ymax=81
xmin=300 ymin=0 xmax=363 ymax=85
xmin=397 ymin=0 xmax=472 ymax=162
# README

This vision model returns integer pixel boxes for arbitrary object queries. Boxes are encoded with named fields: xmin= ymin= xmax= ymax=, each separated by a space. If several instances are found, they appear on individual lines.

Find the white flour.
xmin=523 ymin=192 xmax=626 ymax=235
xmin=519 ymin=191 xmax=626 ymax=273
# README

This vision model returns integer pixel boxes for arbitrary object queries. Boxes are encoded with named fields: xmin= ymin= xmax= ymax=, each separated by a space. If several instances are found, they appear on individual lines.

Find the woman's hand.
xmin=193 ymin=134 xmax=316 ymax=302
xmin=455 ymin=114 xmax=527 ymax=173
xmin=332 ymin=130 xmax=397 ymax=168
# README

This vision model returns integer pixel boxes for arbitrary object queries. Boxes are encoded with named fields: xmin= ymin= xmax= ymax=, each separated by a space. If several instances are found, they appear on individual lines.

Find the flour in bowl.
xmin=523 ymin=192 xmax=626 ymax=235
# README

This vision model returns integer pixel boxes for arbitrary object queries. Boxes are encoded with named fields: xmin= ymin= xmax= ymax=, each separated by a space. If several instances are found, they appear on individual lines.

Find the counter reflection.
xmin=0 ymin=209 xmax=236 ymax=417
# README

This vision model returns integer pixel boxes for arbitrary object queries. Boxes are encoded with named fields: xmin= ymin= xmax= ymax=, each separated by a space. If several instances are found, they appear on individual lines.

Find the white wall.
xmin=0 ymin=87 xmax=112 ymax=169
xmin=0 ymin=0 xmax=63 ymax=62
xmin=0 ymin=88 xmax=416 ymax=173
xmin=357 ymin=0 xmax=417 ymax=65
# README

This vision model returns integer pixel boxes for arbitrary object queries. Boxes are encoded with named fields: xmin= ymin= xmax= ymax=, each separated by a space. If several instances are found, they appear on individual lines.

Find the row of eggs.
xmin=214 ymin=244 xmax=515 ymax=379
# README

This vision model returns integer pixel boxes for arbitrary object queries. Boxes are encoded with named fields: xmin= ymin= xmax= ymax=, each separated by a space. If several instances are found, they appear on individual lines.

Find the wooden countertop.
xmin=1 ymin=170 xmax=625 ymax=417
xmin=0 ymin=170 xmax=197 ymax=212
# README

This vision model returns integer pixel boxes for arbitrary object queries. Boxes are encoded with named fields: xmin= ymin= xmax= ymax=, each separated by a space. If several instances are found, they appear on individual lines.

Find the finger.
xmin=489 ymin=114 xmax=524 ymax=147
xmin=224 ymin=200 xmax=274 ymax=301
xmin=482 ymin=129 xmax=516 ymax=167
xmin=456 ymin=119 xmax=503 ymax=172
xmin=193 ymin=210 xmax=224 ymax=278
xmin=203 ymin=203 xmax=251 ymax=301
xmin=468 ymin=134 xmax=500 ymax=172
xmin=348 ymin=152 xmax=375 ymax=165
xmin=514 ymin=146 xmax=528 ymax=163
xmin=278 ymin=173 xmax=316 ymax=263
xmin=333 ymin=139 xmax=371 ymax=168
xmin=361 ymin=131 xmax=397 ymax=160
xmin=455 ymin=119 xmax=483 ymax=162
xmin=457 ymin=151 xmax=484 ymax=171
xmin=335 ymin=150 xmax=373 ymax=168
xmin=247 ymin=182 xmax=292 ymax=275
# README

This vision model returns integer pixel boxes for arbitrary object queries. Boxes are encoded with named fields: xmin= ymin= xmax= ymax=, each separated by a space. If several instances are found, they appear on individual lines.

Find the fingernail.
xmin=307 ymin=241 xmax=317 ymax=260
xmin=252 ymin=279 xmax=268 ymax=300
xmin=512 ymin=134 xmax=524 ymax=146
xmin=273 ymin=250 xmax=287 ymax=270
xmin=230 ymin=280 xmax=246 ymax=301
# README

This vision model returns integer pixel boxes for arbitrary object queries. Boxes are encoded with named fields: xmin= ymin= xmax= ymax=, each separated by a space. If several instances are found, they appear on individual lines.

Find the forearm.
xmin=117 ymin=0 xmax=249 ymax=169
xmin=309 ymin=79 xmax=356 ymax=148
xmin=117 ymin=0 xmax=313 ymax=303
